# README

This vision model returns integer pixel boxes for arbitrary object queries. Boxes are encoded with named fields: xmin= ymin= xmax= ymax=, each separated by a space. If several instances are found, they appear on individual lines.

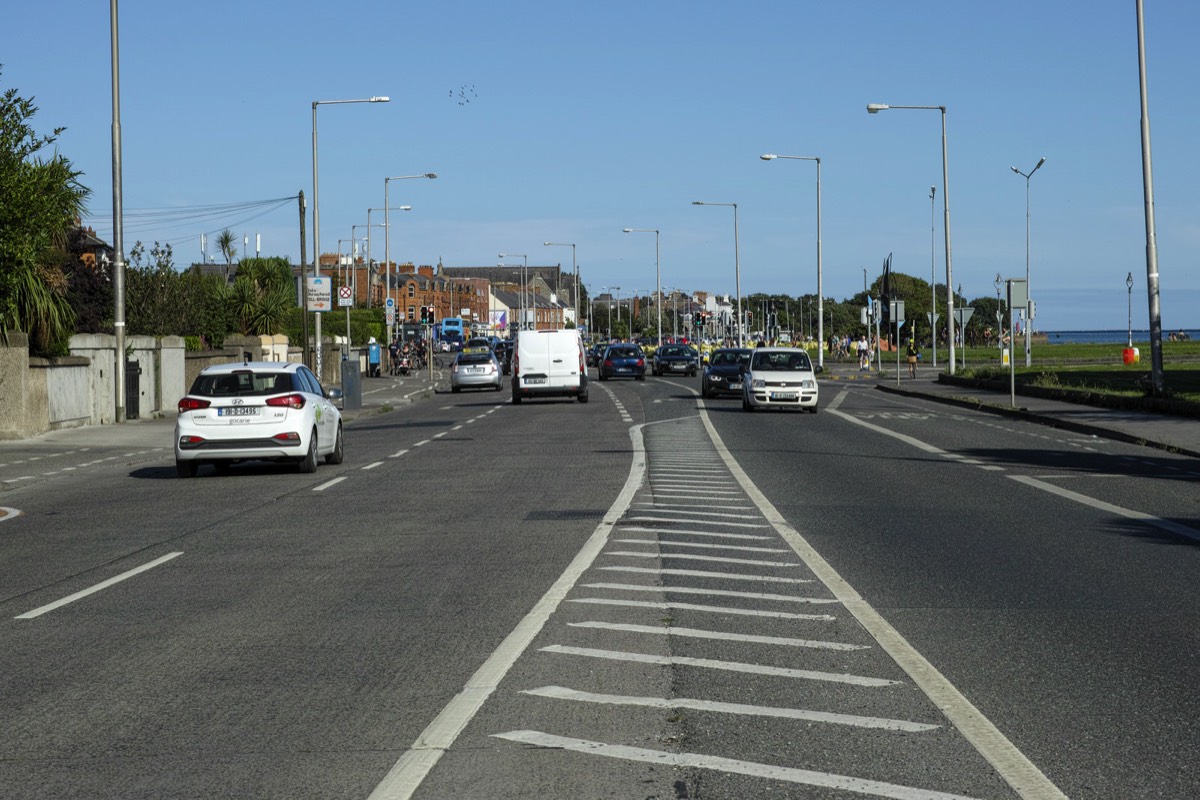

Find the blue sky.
xmin=6 ymin=0 xmax=1198 ymax=331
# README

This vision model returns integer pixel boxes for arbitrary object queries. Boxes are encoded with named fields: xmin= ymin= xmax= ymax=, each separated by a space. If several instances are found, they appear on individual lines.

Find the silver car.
xmin=741 ymin=347 xmax=820 ymax=412
xmin=450 ymin=351 xmax=504 ymax=392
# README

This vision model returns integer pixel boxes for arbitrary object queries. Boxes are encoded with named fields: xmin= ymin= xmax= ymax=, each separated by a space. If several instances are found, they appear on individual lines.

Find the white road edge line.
xmin=366 ymin=421 xmax=648 ymax=800
xmin=16 ymin=552 xmax=183 ymax=620
xmin=1009 ymin=474 xmax=1200 ymax=542
xmin=711 ymin=391 xmax=1068 ymax=800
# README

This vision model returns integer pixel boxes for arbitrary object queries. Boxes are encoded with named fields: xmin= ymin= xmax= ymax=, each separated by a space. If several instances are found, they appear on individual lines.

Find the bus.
xmin=439 ymin=317 xmax=466 ymax=351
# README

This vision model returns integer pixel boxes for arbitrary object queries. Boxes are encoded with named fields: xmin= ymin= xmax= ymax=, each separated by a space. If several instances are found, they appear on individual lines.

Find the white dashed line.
xmin=362 ymin=462 xmax=384 ymax=470
xmin=312 ymin=477 xmax=347 ymax=491
xmin=16 ymin=552 xmax=184 ymax=620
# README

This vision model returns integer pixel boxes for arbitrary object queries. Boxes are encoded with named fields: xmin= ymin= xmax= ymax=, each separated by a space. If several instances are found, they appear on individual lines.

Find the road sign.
xmin=889 ymin=300 xmax=905 ymax=328
xmin=306 ymin=277 xmax=332 ymax=312
xmin=385 ymin=297 xmax=395 ymax=309
xmin=385 ymin=306 xmax=395 ymax=325
xmin=954 ymin=307 xmax=975 ymax=326
xmin=338 ymin=285 xmax=353 ymax=307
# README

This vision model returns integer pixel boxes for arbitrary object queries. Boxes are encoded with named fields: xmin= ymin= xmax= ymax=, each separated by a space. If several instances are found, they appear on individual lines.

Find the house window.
xmin=407 ymin=283 xmax=415 ymax=298
xmin=407 ymin=305 xmax=415 ymax=320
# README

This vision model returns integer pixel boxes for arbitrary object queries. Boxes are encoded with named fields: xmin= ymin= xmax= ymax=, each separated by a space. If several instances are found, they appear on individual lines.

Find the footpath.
xmin=822 ymin=358 xmax=1200 ymax=460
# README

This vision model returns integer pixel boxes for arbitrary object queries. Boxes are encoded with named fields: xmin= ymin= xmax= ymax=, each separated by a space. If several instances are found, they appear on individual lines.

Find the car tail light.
xmin=178 ymin=397 xmax=210 ymax=413
xmin=636 ymin=358 xmax=645 ymax=367
xmin=451 ymin=362 xmax=460 ymax=374
xmin=266 ymin=394 xmax=306 ymax=410
xmin=272 ymin=432 xmax=301 ymax=443
xmin=603 ymin=359 xmax=613 ymax=367
xmin=178 ymin=435 xmax=205 ymax=447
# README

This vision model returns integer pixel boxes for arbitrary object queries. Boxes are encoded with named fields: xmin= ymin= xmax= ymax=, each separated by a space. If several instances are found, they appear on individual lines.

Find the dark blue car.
xmin=599 ymin=345 xmax=646 ymax=381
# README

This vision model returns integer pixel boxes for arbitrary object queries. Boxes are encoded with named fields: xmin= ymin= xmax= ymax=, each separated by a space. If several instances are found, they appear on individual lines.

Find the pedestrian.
xmin=367 ymin=337 xmax=382 ymax=377
xmin=906 ymin=339 xmax=918 ymax=378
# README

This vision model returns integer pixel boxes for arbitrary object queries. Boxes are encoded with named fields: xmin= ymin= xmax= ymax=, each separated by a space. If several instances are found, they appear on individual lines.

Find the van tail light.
xmin=178 ymin=397 xmax=211 ymax=413
xmin=266 ymin=394 xmax=306 ymax=410
xmin=512 ymin=351 xmax=519 ymax=376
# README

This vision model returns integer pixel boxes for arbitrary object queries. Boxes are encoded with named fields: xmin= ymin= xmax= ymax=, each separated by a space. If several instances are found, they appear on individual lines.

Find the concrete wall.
xmin=41 ymin=357 xmax=90 ymax=429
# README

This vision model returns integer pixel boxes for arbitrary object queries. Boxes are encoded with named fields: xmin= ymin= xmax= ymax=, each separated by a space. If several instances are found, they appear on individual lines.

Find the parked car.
xmin=587 ymin=342 xmax=608 ymax=368
xmin=494 ymin=340 xmax=515 ymax=374
xmin=599 ymin=345 xmax=646 ymax=381
xmin=450 ymin=351 xmax=503 ymax=392
xmin=702 ymin=348 xmax=752 ymax=398
xmin=512 ymin=329 xmax=589 ymax=404
xmin=174 ymin=361 xmax=343 ymax=477
xmin=652 ymin=344 xmax=699 ymax=376
xmin=741 ymin=347 xmax=819 ymax=412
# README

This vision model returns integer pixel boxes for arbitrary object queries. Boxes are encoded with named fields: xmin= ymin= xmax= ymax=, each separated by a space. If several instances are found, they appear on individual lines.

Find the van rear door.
xmin=545 ymin=331 xmax=581 ymax=388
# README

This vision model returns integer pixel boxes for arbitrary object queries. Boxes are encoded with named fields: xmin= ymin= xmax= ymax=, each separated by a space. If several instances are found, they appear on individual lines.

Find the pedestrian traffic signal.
xmin=420 ymin=306 xmax=432 ymax=324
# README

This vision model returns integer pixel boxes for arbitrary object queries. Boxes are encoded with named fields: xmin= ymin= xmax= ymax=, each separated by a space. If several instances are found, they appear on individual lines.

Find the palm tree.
xmin=215 ymin=228 xmax=237 ymax=282
xmin=229 ymin=257 xmax=293 ymax=335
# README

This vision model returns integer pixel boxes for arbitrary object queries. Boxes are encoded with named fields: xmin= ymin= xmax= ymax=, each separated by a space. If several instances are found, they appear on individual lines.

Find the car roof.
xmin=198 ymin=361 xmax=301 ymax=375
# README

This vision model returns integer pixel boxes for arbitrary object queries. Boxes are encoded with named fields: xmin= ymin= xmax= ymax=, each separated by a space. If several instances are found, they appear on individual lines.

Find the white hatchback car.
xmin=741 ymin=347 xmax=820 ymax=413
xmin=174 ymin=361 xmax=343 ymax=477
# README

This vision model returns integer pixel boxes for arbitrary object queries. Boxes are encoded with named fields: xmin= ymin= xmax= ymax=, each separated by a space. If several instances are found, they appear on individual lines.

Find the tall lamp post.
xmin=1127 ymin=272 xmax=1135 ymax=348
xmin=929 ymin=185 xmax=937 ymax=367
xmin=499 ymin=253 xmax=528 ymax=330
xmin=692 ymin=201 xmax=742 ymax=347
xmin=623 ymin=228 xmax=661 ymax=345
xmin=384 ymin=173 xmax=437 ymax=324
xmin=760 ymin=154 xmax=823 ymax=367
xmin=867 ymin=102 xmax=956 ymax=374
xmin=543 ymin=241 xmax=577 ymax=330
xmin=1011 ymin=157 xmax=1046 ymax=367
xmin=312 ymin=95 xmax=389 ymax=380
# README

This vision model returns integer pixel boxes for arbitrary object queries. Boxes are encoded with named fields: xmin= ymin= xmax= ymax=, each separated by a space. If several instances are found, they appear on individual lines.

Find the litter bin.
xmin=125 ymin=360 xmax=141 ymax=420
xmin=1122 ymin=347 xmax=1140 ymax=365
xmin=339 ymin=359 xmax=362 ymax=411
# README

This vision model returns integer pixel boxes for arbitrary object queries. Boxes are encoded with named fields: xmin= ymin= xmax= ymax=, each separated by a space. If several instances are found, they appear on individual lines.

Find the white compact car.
xmin=741 ymin=347 xmax=820 ymax=413
xmin=174 ymin=361 xmax=343 ymax=477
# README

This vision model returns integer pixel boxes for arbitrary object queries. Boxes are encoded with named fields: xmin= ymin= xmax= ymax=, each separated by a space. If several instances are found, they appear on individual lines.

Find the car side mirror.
xmin=326 ymin=387 xmax=343 ymax=401
xmin=813 ymin=365 xmax=824 ymax=375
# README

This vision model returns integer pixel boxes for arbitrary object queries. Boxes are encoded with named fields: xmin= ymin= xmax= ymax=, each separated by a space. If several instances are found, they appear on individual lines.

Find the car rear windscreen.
xmin=192 ymin=371 xmax=295 ymax=397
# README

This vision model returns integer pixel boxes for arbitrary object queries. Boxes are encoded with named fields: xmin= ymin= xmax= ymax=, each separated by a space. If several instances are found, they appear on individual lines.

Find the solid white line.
xmin=598 ymin=565 xmax=813 ymax=583
xmin=569 ymin=620 xmax=862 ymax=650
xmin=581 ymin=583 xmax=838 ymax=604
xmin=654 ymin=486 xmax=742 ymax=494
xmin=711 ymin=398 xmax=1068 ymax=799
xmin=615 ymin=526 xmax=769 ymax=541
xmin=312 ymin=477 xmax=347 ymax=491
xmin=615 ymin=538 xmax=788 ymax=554
xmin=624 ymin=516 xmax=768 ymax=528
xmin=568 ymin=597 xmax=834 ymax=620
xmin=16 ymin=552 xmax=184 ymax=619
xmin=636 ymin=502 xmax=756 ymax=511
xmin=1009 ymin=475 xmax=1200 ymax=542
xmin=366 ymin=422 xmax=649 ymax=800
xmin=523 ymin=685 xmax=939 ymax=732
xmin=540 ymin=645 xmax=897 ymax=686
xmin=631 ymin=506 xmax=755 ymax=519
xmin=606 ymin=551 xmax=797 ymax=567
xmin=492 ymin=732 xmax=976 ymax=799
xmin=362 ymin=462 xmax=384 ymax=471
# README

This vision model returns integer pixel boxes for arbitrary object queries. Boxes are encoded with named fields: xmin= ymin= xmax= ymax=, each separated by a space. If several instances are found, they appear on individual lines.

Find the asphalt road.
xmin=0 ymin=370 xmax=1196 ymax=799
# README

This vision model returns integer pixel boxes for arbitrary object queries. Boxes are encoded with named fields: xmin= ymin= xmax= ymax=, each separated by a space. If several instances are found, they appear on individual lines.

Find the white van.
xmin=511 ymin=329 xmax=588 ymax=404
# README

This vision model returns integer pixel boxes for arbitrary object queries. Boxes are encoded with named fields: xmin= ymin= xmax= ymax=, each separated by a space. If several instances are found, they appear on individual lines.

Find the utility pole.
xmin=298 ymin=191 xmax=310 ymax=368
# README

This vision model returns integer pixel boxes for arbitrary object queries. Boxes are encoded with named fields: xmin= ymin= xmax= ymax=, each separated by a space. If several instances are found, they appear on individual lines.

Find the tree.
xmin=216 ymin=228 xmax=237 ymax=281
xmin=229 ymin=257 xmax=294 ymax=335
xmin=0 ymin=67 xmax=90 ymax=356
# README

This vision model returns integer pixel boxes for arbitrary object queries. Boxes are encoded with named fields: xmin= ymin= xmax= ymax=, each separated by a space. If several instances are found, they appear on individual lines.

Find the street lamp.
xmin=1011 ymin=157 xmax=1046 ymax=367
xmin=867 ymin=102 xmax=956 ymax=373
xmin=499 ymin=253 xmax=528 ymax=329
xmin=384 ymin=173 xmax=437 ymax=328
xmin=930 ymin=186 xmax=937 ymax=367
xmin=543 ymin=241 xmax=577 ymax=330
xmin=623 ymin=228 xmax=661 ymax=345
xmin=761 ymin=153 xmax=823 ymax=367
xmin=312 ymin=95 xmax=389 ymax=379
xmin=692 ymin=201 xmax=742 ymax=347
xmin=1127 ymin=272 xmax=1135 ymax=348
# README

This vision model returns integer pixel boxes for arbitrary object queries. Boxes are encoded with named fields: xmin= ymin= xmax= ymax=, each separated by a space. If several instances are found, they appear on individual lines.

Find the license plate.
xmin=218 ymin=406 xmax=259 ymax=417
xmin=770 ymin=392 xmax=798 ymax=400
xmin=671 ymin=363 xmax=687 ymax=370
xmin=730 ymin=382 xmax=742 ymax=390
xmin=468 ymin=367 xmax=483 ymax=374
xmin=525 ymin=377 xmax=546 ymax=385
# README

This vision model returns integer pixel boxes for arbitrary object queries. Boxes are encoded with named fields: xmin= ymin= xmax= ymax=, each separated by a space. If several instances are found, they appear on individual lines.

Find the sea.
xmin=1043 ymin=329 xmax=1199 ymax=345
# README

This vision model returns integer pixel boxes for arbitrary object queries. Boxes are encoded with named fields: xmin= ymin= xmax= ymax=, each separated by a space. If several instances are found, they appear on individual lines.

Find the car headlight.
xmin=802 ymin=379 xmax=816 ymax=389
xmin=752 ymin=379 xmax=766 ymax=389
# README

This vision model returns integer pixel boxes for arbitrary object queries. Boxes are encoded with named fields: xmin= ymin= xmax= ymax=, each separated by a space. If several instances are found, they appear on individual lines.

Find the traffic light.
xmin=693 ymin=312 xmax=703 ymax=328
xmin=420 ymin=306 xmax=432 ymax=324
